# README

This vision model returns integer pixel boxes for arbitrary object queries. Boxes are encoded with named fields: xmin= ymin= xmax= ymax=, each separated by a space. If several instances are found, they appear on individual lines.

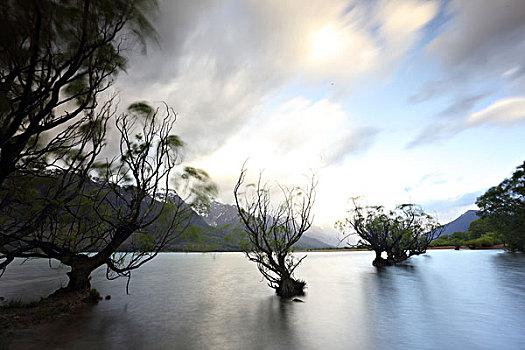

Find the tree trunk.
xmin=372 ymin=250 xmax=393 ymax=267
xmin=65 ymin=267 xmax=92 ymax=292
xmin=0 ymin=158 xmax=14 ymax=187
xmin=276 ymin=276 xmax=305 ymax=298
xmin=53 ymin=264 xmax=94 ymax=295
xmin=374 ymin=250 xmax=382 ymax=261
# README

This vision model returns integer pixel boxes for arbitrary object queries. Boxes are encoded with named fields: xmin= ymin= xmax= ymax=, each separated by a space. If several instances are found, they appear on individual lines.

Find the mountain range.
xmin=172 ymin=202 xmax=481 ymax=250
xmin=198 ymin=201 xmax=335 ymax=250
xmin=6 ymin=172 xmax=479 ymax=251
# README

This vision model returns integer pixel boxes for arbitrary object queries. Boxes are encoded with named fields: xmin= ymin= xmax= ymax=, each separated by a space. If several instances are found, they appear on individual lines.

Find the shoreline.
xmin=298 ymin=245 xmax=505 ymax=253
xmin=0 ymin=291 xmax=95 ymax=340
xmin=158 ymin=245 xmax=507 ymax=254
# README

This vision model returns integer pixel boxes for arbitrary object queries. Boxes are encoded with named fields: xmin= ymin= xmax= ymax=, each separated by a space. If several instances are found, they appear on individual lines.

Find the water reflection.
xmin=491 ymin=251 xmax=525 ymax=296
xmin=1 ymin=251 xmax=524 ymax=349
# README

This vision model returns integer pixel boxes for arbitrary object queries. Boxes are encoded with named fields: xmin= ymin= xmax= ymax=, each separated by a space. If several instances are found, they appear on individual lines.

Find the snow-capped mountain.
xmin=201 ymin=200 xmax=335 ymax=249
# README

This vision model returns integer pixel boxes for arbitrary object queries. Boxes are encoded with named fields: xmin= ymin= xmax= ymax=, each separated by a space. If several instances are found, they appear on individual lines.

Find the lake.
xmin=1 ymin=250 xmax=524 ymax=349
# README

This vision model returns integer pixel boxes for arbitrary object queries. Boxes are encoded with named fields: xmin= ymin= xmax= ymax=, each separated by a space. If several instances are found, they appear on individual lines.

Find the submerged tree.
xmin=234 ymin=167 xmax=316 ymax=298
xmin=336 ymin=200 xmax=442 ymax=266
xmin=0 ymin=0 xmax=157 ymax=186
xmin=476 ymin=161 xmax=525 ymax=251
xmin=0 ymin=101 xmax=217 ymax=294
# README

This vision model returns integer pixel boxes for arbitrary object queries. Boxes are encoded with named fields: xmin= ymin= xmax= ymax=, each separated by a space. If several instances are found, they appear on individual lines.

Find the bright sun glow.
xmin=310 ymin=25 xmax=343 ymax=61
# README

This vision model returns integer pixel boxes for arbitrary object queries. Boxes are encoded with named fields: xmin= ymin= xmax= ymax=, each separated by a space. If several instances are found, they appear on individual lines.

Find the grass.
xmin=0 ymin=288 xmax=103 ymax=337
xmin=1 ymin=299 xmax=41 ymax=309
xmin=82 ymin=288 xmax=102 ymax=303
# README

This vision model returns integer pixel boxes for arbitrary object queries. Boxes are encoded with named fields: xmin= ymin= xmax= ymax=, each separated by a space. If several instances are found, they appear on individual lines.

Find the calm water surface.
xmin=1 ymin=250 xmax=524 ymax=349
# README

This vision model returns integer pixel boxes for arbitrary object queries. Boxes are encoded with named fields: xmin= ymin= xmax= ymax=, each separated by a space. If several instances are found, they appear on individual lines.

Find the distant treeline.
xmin=430 ymin=218 xmax=502 ymax=249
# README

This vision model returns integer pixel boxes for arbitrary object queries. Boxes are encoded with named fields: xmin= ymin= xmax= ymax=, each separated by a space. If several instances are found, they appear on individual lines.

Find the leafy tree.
xmin=476 ymin=161 xmax=525 ymax=251
xmin=465 ymin=217 xmax=502 ymax=245
xmin=0 ymin=101 xmax=217 ymax=294
xmin=465 ymin=233 xmax=500 ymax=249
xmin=234 ymin=167 xmax=316 ymax=298
xmin=0 ymin=0 xmax=157 ymax=186
xmin=467 ymin=219 xmax=489 ymax=240
xmin=336 ymin=200 xmax=442 ymax=266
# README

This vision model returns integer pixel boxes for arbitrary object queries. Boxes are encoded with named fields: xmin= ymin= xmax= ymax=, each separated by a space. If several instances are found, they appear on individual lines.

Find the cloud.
xmin=421 ymin=190 xmax=484 ymax=223
xmin=406 ymin=92 xmax=488 ymax=147
xmin=438 ymin=93 xmax=488 ymax=118
xmin=423 ymin=190 xmax=484 ymax=212
xmin=405 ymin=172 xmax=447 ymax=192
xmin=408 ymin=96 xmax=525 ymax=147
xmin=322 ymin=126 xmax=380 ymax=164
xmin=407 ymin=121 xmax=462 ymax=148
xmin=105 ymin=0 xmax=448 ymax=227
xmin=407 ymin=79 xmax=451 ymax=104
xmin=411 ymin=0 xmax=525 ymax=102
xmin=115 ymin=0 xmax=438 ymax=159
xmin=407 ymin=0 xmax=525 ymax=148
xmin=189 ymin=97 xmax=378 ymax=201
xmin=372 ymin=0 xmax=438 ymax=61
xmin=467 ymin=97 xmax=525 ymax=125
xmin=428 ymin=0 xmax=525 ymax=79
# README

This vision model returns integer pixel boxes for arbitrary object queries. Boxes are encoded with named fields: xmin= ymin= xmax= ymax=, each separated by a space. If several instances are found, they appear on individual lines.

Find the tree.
xmin=476 ymin=161 xmax=525 ymax=251
xmin=336 ymin=200 xmax=442 ymax=266
xmin=0 ymin=93 xmax=112 ymax=271
xmin=0 ymin=0 xmax=157 ymax=186
xmin=233 ymin=167 xmax=316 ymax=298
xmin=0 ymin=101 xmax=217 ymax=294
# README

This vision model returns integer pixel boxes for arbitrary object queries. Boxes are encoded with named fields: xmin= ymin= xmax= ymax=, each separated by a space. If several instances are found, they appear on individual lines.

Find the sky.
xmin=114 ymin=0 xmax=525 ymax=229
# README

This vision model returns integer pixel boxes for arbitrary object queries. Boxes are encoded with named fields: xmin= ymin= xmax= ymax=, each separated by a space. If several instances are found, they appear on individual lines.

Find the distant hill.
xmin=302 ymin=225 xmax=344 ymax=247
xmin=441 ymin=210 xmax=480 ymax=236
xmin=201 ymin=201 xmax=333 ymax=249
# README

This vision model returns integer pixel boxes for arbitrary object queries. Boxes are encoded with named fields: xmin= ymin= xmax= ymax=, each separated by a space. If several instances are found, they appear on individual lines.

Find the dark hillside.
xmin=441 ymin=210 xmax=480 ymax=236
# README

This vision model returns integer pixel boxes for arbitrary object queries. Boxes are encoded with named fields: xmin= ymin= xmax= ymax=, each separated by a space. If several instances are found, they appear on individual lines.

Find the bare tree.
xmin=336 ymin=200 xmax=442 ymax=266
xmin=234 ymin=166 xmax=316 ymax=298
xmin=0 ymin=101 xmax=217 ymax=294
xmin=0 ymin=0 xmax=157 ymax=186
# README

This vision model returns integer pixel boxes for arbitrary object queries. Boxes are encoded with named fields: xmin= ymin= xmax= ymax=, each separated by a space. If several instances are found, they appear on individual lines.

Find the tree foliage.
xmin=0 ymin=0 xmax=157 ymax=186
xmin=476 ymin=161 xmax=525 ymax=251
xmin=336 ymin=200 xmax=442 ymax=266
xmin=234 ymin=167 xmax=316 ymax=298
